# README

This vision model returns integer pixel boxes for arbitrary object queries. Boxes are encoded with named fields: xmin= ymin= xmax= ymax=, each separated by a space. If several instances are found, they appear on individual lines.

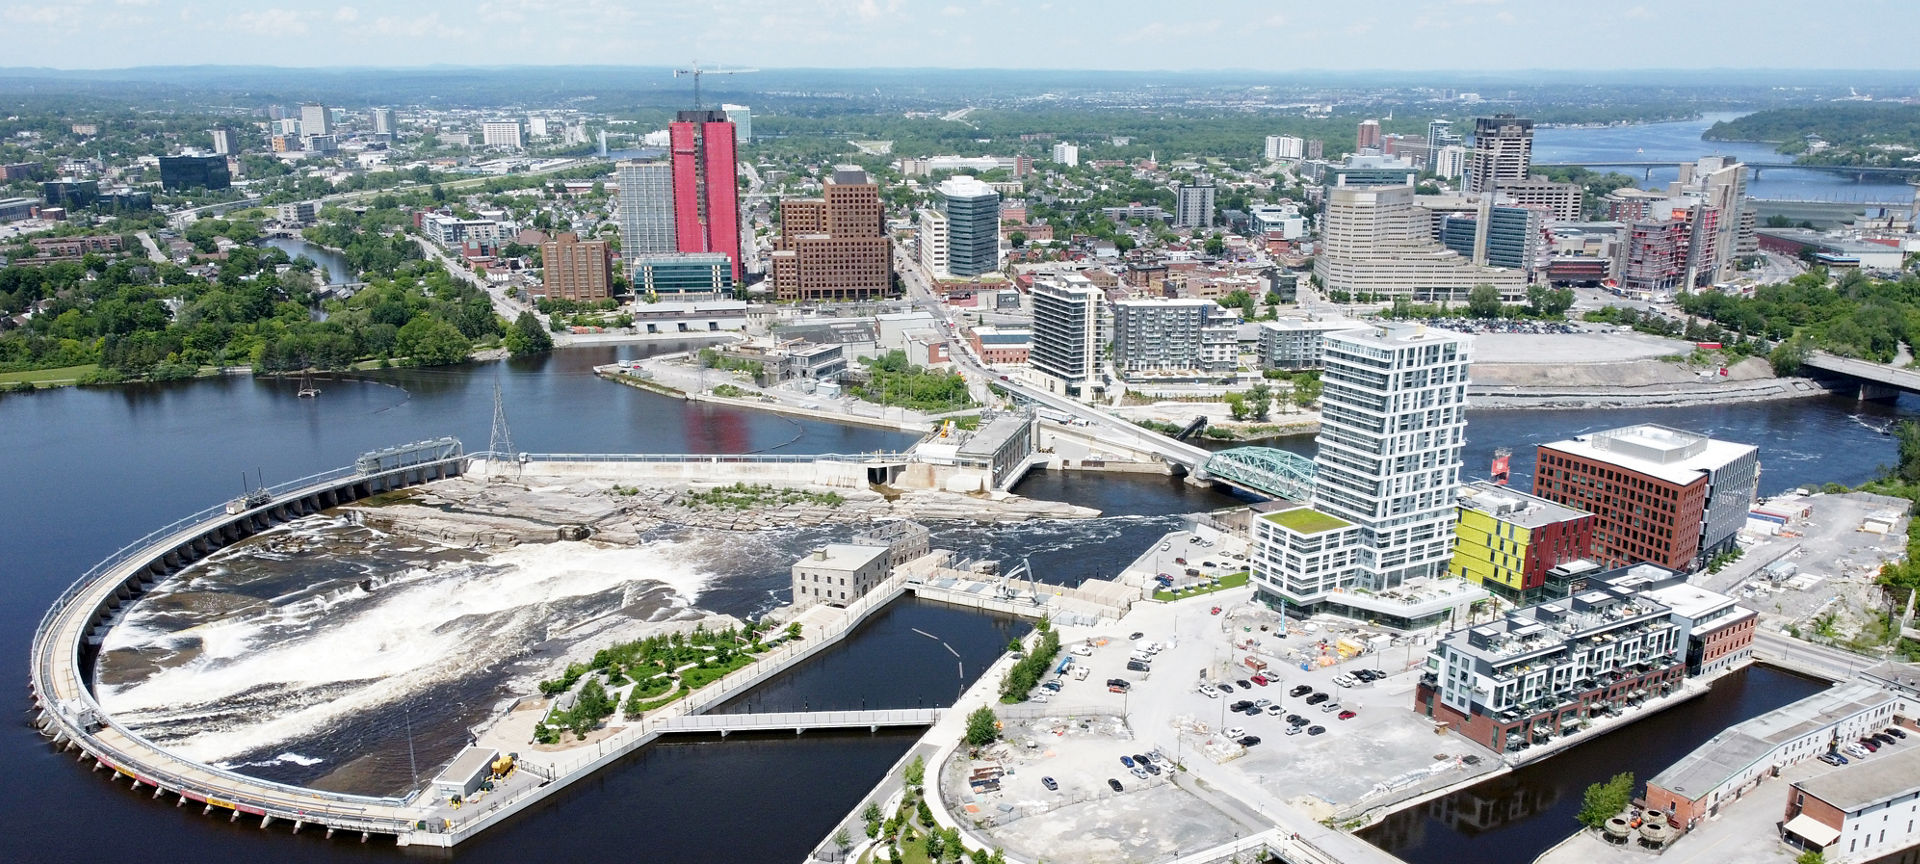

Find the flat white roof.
xmin=1542 ymin=425 xmax=1756 ymax=487
xmin=1639 ymin=582 xmax=1738 ymax=620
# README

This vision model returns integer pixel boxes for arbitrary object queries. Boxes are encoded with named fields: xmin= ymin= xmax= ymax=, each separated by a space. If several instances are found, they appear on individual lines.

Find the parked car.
xmin=1265 ymin=705 xmax=1286 ymax=716
xmin=1888 ymin=728 xmax=1908 ymax=740
xmin=1224 ymin=727 xmax=1246 ymax=739
xmin=1120 ymin=755 xmax=1135 ymax=768
xmin=1284 ymin=724 xmax=1304 ymax=736
xmin=1242 ymin=704 xmax=1262 ymax=715
xmin=1321 ymin=702 xmax=1343 ymax=713
xmin=1197 ymin=684 xmax=1221 ymax=698
xmin=1253 ymin=698 xmax=1273 ymax=708
xmin=1130 ymin=632 xmax=1145 ymax=641
xmin=1126 ymin=660 xmax=1150 ymax=673
xmin=1250 ymin=675 xmax=1269 ymax=686
xmin=1216 ymin=682 xmax=1235 ymax=693
xmin=1818 ymin=754 xmax=1843 ymax=766
xmin=1211 ymin=606 xmax=1222 ymax=616
xmin=1130 ymin=766 xmax=1149 ymax=779
xmin=1236 ymin=679 xmax=1252 ymax=689
xmin=1290 ymin=685 xmax=1313 ymax=698
xmin=1288 ymin=715 xmax=1309 ymax=726
xmin=1338 ymin=710 xmax=1358 ymax=720
xmin=1237 ymin=736 xmax=1261 ymax=747
xmin=1308 ymin=725 xmax=1326 ymax=736
xmin=1305 ymin=692 xmax=1330 ymax=705
xmin=1875 ymin=733 xmax=1898 ymax=746
xmin=1042 ymin=776 xmax=1058 ymax=791
xmin=1230 ymin=700 xmax=1253 ymax=712
xmin=1860 ymin=738 xmax=1880 ymax=752
xmin=1109 ymin=778 xmax=1124 ymax=792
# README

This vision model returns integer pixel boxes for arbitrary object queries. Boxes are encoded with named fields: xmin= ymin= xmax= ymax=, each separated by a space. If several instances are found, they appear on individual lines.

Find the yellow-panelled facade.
xmin=1450 ymin=507 xmax=1534 ymax=596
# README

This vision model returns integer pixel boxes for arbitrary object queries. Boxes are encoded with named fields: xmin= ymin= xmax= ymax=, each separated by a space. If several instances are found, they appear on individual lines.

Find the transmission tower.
xmin=488 ymin=382 xmax=518 ymax=479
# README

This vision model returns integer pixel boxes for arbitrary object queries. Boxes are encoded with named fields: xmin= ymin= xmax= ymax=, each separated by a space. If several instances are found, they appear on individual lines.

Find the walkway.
xmin=660 ymin=708 xmax=941 ymax=735
xmin=1753 ymin=630 xmax=1878 ymax=682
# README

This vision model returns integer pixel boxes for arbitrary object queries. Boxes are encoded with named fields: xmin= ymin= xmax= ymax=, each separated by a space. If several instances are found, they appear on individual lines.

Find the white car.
xmin=1197 ymin=684 xmax=1221 ymax=698
xmin=1265 ymin=705 xmax=1286 ymax=716
xmin=1284 ymin=724 xmax=1304 ymax=736
xmin=1224 ymin=727 xmax=1245 ymax=739
xmin=1253 ymin=698 xmax=1273 ymax=708
xmin=1321 ymin=702 xmax=1343 ymax=713
xmin=1070 ymin=644 xmax=1093 ymax=656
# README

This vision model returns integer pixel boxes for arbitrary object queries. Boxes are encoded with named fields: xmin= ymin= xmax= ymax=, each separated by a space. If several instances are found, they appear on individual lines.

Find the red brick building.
xmin=1532 ymin=426 xmax=1758 ymax=573
xmin=539 ymin=232 xmax=613 ymax=301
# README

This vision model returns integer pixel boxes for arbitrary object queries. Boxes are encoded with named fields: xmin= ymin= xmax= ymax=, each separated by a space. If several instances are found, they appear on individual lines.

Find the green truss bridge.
xmin=1198 ymin=447 xmax=1317 ymax=501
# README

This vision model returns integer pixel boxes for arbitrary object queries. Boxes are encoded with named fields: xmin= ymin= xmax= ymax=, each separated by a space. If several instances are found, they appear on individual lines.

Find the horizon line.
xmin=2 ymin=63 xmax=1919 ymax=76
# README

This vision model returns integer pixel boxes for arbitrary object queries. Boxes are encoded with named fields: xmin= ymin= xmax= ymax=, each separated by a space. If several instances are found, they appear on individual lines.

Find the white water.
xmin=98 ymin=521 xmax=717 ymax=766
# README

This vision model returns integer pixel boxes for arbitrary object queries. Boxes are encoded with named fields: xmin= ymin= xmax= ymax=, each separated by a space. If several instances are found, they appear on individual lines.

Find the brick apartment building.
xmin=539 ymin=232 xmax=613 ymax=301
xmin=770 ymin=168 xmax=892 ymax=302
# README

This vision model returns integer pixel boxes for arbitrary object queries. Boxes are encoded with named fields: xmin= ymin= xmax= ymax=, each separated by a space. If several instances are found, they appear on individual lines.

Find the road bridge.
xmin=1536 ymin=160 xmax=1920 ymax=183
xmin=1201 ymin=447 xmax=1317 ymax=501
xmin=1802 ymin=351 xmax=1920 ymax=400
xmin=660 ymin=708 xmax=941 ymax=736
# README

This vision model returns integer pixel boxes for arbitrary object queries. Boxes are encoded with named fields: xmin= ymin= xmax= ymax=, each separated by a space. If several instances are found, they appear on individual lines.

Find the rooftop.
xmin=1261 ymin=507 xmax=1352 ymax=535
xmin=1541 ymin=424 xmax=1756 ymax=487
xmin=796 ymin=544 xmax=890 ymax=572
xmin=1795 ymin=742 xmax=1920 ymax=812
xmin=1650 ymin=681 xmax=1897 ymax=800
xmin=1458 ymin=481 xmax=1591 ymax=529
xmin=956 ymin=414 xmax=1032 ymax=459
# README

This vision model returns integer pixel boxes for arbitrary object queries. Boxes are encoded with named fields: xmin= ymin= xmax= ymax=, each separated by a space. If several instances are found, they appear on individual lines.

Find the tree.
xmin=1576 ymin=772 xmax=1635 ymax=828
xmin=1247 ymin=382 xmax=1272 ymax=421
xmin=1467 ymin=284 xmax=1504 ymax=319
xmin=395 ymin=315 xmax=473 ymax=366
xmin=505 ymin=311 xmax=554 ymax=356
xmin=1113 ymin=235 xmax=1136 ymax=253
xmin=1224 ymin=391 xmax=1249 ymax=421
xmin=965 ymin=706 xmax=999 ymax=747
xmin=863 ymin=800 xmax=883 ymax=838
xmin=833 ymin=827 xmax=853 ymax=851
xmin=1769 ymin=334 xmax=1811 ymax=377
xmin=1203 ymin=235 xmax=1226 ymax=257
xmin=904 ymin=755 xmax=926 ymax=788
xmin=1796 ymin=850 xmax=1827 ymax=864
xmin=1008 ymin=231 xmax=1027 ymax=248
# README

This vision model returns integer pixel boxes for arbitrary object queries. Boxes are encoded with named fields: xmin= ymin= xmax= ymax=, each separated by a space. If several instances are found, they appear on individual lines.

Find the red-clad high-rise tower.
xmin=669 ymin=110 xmax=741 ymax=281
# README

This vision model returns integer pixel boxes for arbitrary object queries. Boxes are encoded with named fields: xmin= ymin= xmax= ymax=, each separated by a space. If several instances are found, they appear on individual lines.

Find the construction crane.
xmin=673 ymin=62 xmax=758 ymax=111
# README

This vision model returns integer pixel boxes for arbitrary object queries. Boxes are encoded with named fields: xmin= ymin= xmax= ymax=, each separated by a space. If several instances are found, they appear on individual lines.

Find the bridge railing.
xmin=31 ymin=458 xmax=477 ymax=827
xmin=479 ymin=451 xmax=912 ymax=465
xmin=662 ymin=709 xmax=940 ymax=730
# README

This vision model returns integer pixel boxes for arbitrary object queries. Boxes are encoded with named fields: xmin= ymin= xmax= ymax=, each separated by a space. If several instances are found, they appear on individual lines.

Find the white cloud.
xmin=1624 ymin=5 xmax=1652 ymax=18
xmin=227 ymin=8 xmax=308 ymax=36
xmin=1494 ymin=10 xmax=1516 ymax=23
xmin=374 ymin=11 xmax=452 ymax=38
xmin=334 ymin=6 xmax=360 ymax=23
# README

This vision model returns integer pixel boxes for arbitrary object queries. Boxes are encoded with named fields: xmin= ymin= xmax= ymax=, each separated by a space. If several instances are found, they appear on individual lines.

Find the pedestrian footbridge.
xmin=659 ymin=708 xmax=941 ymax=735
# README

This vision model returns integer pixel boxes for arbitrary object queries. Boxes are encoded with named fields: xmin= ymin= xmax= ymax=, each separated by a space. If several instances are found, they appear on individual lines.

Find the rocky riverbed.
xmin=343 ymin=475 xmax=1098 ymax=547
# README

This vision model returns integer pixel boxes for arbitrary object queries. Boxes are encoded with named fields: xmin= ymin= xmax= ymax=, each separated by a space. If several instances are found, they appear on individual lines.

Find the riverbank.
xmin=599 ymin=357 xmax=965 ymax=434
xmin=1468 ymin=355 xmax=1836 ymax=410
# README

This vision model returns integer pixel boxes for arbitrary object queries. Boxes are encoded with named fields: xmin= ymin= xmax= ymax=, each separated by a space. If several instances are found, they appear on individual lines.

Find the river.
xmin=2 ymin=344 xmax=1915 ymax=862
xmin=1534 ymin=111 xmax=1915 ymax=204
xmin=262 ymin=236 xmax=356 ymax=285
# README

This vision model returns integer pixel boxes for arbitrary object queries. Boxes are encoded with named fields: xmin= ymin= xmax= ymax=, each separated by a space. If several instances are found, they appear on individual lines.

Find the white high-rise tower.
xmin=1249 ymin=322 xmax=1488 ymax=630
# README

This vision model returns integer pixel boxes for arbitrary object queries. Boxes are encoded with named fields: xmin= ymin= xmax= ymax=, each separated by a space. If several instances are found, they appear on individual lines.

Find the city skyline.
xmin=5 ymin=0 xmax=1920 ymax=71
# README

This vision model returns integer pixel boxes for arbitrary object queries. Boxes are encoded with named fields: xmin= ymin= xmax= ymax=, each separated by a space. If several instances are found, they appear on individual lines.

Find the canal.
xmin=1360 ymin=665 xmax=1829 ymax=863
xmin=2 ymin=342 xmax=1913 ymax=863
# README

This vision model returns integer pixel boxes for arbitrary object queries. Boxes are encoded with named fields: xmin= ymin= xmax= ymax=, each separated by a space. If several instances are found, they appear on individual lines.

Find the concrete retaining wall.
xmin=483 ymin=458 xmax=882 ymax=490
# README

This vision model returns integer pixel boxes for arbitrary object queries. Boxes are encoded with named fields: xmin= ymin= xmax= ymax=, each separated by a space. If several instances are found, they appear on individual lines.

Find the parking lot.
xmin=943 ymin=708 xmax=1259 ymax=864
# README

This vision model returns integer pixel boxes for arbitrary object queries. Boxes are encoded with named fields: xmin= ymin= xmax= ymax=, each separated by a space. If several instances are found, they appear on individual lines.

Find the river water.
xmin=10 ymin=126 xmax=1920 ymax=856
xmin=262 ymin=236 xmax=356 ymax=285
xmin=1533 ymin=111 xmax=1915 ymax=204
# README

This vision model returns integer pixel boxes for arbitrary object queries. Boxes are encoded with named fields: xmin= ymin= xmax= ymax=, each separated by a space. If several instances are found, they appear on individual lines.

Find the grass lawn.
xmin=0 ymin=364 xmax=98 ymax=386
xmin=1155 ymin=570 xmax=1250 ymax=601
xmin=1262 ymin=507 xmax=1352 ymax=535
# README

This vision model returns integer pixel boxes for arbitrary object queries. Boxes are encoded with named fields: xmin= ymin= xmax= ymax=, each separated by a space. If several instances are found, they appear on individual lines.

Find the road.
xmin=135 ymin=231 xmax=168 ymax=264
xmin=1752 ymin=630 xmax=1878 ymax=681
xmin=889 ymin=243 xmax=1212 ymax=470
xmin=411 ymin=236 xmax=560 ymax=341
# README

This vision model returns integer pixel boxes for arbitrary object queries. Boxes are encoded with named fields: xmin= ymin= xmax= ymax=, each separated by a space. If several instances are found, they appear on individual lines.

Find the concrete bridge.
xmin=1802 ymin=351 xmax=1920 ymax=400
xmin=1536 ymin=160 xmax=1920 ymax=183
xmin=660 ymin=708 xmax=941 ymax=736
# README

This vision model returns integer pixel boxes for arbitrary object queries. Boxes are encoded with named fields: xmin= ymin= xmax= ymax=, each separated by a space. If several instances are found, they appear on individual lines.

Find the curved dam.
xmin=28 ymin=440 xmax=469 ymax=843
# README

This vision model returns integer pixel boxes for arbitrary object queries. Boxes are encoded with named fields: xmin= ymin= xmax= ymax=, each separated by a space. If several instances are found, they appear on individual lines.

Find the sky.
xmin=6 ymin=0 xmax=1919 ymax=72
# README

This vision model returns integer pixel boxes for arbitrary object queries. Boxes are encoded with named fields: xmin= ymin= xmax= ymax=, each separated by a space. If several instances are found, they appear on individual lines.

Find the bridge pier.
xmin=1857 ymin=382 xmax=1900 ymax=402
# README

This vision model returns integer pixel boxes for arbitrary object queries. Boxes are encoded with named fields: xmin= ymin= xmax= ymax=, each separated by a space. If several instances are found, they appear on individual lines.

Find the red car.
xmin=1250 ymin=675 xmax=1269 ymax=686
xmin=1338 ymin=710 xmax=1357 ymax=720
xmin=1210 ymin=606 xmax=1222 ymax=616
